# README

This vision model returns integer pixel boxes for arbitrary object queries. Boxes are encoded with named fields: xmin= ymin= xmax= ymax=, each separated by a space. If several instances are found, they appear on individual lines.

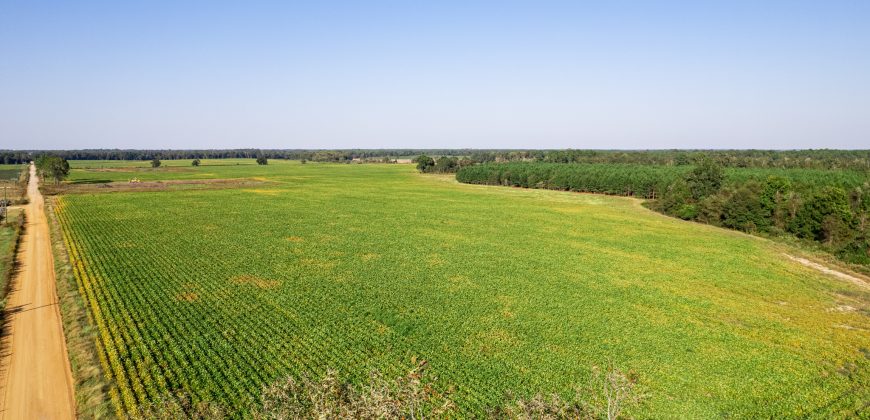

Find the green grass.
xmin=0 ymin=163 xmax=26 ymax=182
xmin=55 ymin=162 xmax=870 ymax=417
xmin=0 ymin=221 xmax=16 ymax=276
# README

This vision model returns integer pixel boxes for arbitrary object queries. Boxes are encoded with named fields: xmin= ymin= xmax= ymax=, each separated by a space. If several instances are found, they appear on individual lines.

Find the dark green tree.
xmin=414 ymin=155 xmax=435 ymax=173
xmin=434 ymin=156 xmax=458 ymax=173
xmin=35 ymin=156 xmax=70 ymax=184
xmin=257 ymin=155 xmax=268 ymax=165
xmin=192 ymin=158 xmax=201 ymax=167
xmin=761 ymin=176 xmax=792 ymax=229
xmin=151 ymin=157 xmax=161 ymax=168
xmin=685 ymin=157 xmax=724 ymax=200
xmin=722 ymin=182 xmax=768 ymax=232
xmin=791 ymin=186 xmax=852 ymax=244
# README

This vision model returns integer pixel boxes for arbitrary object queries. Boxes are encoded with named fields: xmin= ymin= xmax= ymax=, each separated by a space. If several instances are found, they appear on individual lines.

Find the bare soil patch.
xmin=0 ymin=164 xmax=76 ymax=418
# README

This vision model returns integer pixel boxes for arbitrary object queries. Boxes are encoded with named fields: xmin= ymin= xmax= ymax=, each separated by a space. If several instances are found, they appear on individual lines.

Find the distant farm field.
xmin=55 ymin=161 xmax=869 ymax=417
xmin=0 ymin=164 xmax=25 ymax=181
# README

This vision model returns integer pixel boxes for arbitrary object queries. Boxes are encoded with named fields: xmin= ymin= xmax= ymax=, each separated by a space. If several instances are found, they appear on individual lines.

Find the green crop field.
xmin=55 ymin=161 xmax=869 ymax=417
xmin=66 ymin=159 xmax=292 ymax=183
xmin=0 ymin=164 xmax=25 ymax=181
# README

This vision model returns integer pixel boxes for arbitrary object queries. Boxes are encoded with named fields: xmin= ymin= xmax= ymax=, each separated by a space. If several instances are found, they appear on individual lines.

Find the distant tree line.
xmin=3 ymin=149 xmax=869 ymax=170
xmin=0 ymin=149 xmax=482 ymax=164
xmin=464 ymin=149 xmax=870 ymax=171
xmin=456 ymin=162 xmax=688 ymax=197
xmin=456 ymin=161 xmax=870 ymax=265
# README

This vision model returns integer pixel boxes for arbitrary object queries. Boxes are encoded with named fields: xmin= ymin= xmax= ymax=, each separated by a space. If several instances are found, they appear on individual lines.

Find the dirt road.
xmin=0 ymin=163 xmax=76 ymax=419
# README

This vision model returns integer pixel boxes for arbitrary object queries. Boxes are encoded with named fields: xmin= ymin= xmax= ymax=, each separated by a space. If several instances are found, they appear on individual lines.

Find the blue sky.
xmin=1 ymin=1 xmax=868 ymax=149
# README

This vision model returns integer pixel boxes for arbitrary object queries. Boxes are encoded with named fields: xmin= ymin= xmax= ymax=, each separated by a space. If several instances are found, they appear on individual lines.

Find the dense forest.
xmin=456 ymin=161 xmax=870 ymax=266
xmin=3 ymin=149 xmax=870 ymax=170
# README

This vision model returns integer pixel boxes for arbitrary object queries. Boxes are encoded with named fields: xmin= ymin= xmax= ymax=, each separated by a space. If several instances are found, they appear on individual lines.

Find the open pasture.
xmin=55 ymin=161 xmax=870 ymax=417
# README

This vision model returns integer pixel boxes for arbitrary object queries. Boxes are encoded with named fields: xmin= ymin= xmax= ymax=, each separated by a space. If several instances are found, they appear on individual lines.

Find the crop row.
xmin=54 ymin=197 xmax=507 ymax=417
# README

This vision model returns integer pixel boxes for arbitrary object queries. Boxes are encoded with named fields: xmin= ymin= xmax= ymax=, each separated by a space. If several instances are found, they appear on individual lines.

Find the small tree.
xmin=192 ymin=159 xmax=201 ymax=167
xmin=434 ymin=156 xmax=459 ymax=173
xmin=151 ymin=158 xmax=162 ymax=168
xmin=414 ymin=155 xmax=435 ymax=173
xmin=256 ymin=155 xmax=268 ymax=165
xmin=35 ymin=155 xmax=70 ymax=184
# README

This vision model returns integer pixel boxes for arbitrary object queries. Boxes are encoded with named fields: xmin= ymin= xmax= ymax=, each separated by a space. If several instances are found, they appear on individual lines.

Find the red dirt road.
xmin=0 ymin=164 xmax=76 ymax=419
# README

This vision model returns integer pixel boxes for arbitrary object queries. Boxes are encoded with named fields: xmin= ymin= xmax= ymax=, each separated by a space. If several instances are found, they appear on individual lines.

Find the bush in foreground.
xmin=133 ymin=362 xmax=644 ymax=419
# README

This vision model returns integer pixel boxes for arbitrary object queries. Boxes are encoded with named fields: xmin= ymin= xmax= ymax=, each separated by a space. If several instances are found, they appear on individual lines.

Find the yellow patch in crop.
xmin=465 ymin=328 xmax=520 ymax=355
xmin=447 ymin=274 xmax=474 ymax=292
xmin=497 ymin=295 xmax=516 ymax=318
xmin=317 ymin=234 xmax=337 ymax=243
xmin=360 ymin=253 xmax=381 ymax=262
xmin=232 ymin=275 xmax=281 ymax=289
xmin=300 ymin=258 xmax=337 ymax=270
xmin=248 ymin=189 xmax=280 ymax=196
xmin=427 ymin=253 xmax=444 ymax=267
xmin=286 ymin=236 xmax=304 ymax=243
xmin=176 ymin=292 xmax=199 ymax=302
xmin=372 ymin=320 xmax=391 ymax=335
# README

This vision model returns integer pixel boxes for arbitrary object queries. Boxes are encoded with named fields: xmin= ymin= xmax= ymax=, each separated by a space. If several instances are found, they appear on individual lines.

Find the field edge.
xmin=46 ymin=197 xmax=112 ymax=418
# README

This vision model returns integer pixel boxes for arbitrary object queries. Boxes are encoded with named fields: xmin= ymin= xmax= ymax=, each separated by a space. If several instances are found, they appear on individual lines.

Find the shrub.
xmin=675 ymin=204 xmax=699 ymax=220
xmin=414 ymin=155 xmax=435 ymax=173
xmin=493 ymin=365 xmax=645 ymax=420
xmin=257 ymin=361 xmax=454 ymax=419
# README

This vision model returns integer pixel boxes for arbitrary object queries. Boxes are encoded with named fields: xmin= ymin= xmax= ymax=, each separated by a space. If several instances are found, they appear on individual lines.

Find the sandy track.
xmin=0 ymin=164 xmax=76 ymax=419
xmin=785 ymin=254 xmax=869 ymax=291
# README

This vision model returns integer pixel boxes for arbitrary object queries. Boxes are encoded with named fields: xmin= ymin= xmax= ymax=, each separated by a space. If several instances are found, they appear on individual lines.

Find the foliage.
xmin=414 ymin=156 xmax=462 ymax=174
xmin=132 ymin=393 xmax=226 ymax=420
xmin=791 ymin=187 xmax=853 ymax=243
xmin=130 ymin=363 xmax=646 ymax=420
xmin=6 ymin=149 xmax=870 ymax=170
xmin=414 ymin=155 xmax=435 ymax=172
xmin=433 ymin=156 xmax=459 ymax=173
xmin=257 ymin=155 xmax=268 ymax=165
xmin=257 ymin=361 xmax=455 ymax=419
xmin=192 ymin=159 xmax=200 ymax=167
xmin=685 ymin=158 xmax=724 ymax=200
xmin=720 ymin=182 xmax=769 ymax=232
xmin=456 ymin=162 xmax=687 ymax=198
xmin=151 ymin=157 xmax=161 ymax=168
xmin=0 ymin=211 xmax=25 ymax=307
xmin=35 ymin=155 xmax=70 ymax=184
xmin=55 ymin=162 xmax=870 ymax=417
xmin=494 ymin=365 xmax=645 ymax=420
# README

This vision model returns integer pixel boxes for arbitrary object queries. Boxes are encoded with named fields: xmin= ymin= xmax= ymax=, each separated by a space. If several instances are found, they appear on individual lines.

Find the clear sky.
xmin=1 ymin=1 xmax=868 ymax=150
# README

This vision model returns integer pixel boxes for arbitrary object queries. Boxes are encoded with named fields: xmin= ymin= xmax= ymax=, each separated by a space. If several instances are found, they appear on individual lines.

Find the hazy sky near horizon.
xmin=1 ymin=1 xmax=869 ymax=150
